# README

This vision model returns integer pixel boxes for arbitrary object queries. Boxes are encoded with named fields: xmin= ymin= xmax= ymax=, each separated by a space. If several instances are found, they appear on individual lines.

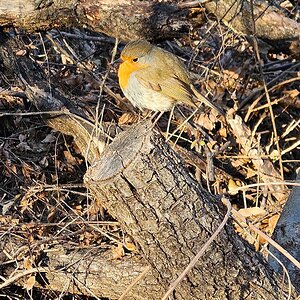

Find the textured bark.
xmin=0 ymin=235 xmax=161 ymax=299
xmin=43 ymin=248 xmax=155 ymax=299
xmin=204 ymin=0 xmax=300 ymax=40
xmin=84 ymin=122 xmax=296 ymax=299
xmin=0 ymin=0 xmax=78 ymax=31
xmin=0 ymin=0 xmax=299 ymax=54
xmin=0 ymin=0 xmax=188 ymax=41
xmin=269 ymin=170 xmax=300 ymax=293
xmin=204 ymin=0 xmax=300 ymax=56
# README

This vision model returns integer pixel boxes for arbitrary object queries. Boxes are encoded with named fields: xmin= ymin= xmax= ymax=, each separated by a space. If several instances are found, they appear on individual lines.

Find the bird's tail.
xmin=190 ymin=85 xmax=225 ymax=117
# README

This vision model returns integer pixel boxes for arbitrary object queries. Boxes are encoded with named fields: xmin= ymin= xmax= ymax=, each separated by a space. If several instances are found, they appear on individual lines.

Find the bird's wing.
xmin=135 ymin=67 xmax=196 ymax=108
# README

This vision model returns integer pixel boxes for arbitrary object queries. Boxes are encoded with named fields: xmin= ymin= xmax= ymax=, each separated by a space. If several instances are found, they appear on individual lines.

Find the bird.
xmin=118 ymin=39 xmax=224 ymax=117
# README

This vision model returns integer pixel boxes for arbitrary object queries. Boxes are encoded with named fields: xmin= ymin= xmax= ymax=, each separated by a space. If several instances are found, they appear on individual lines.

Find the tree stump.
xmin=84 ymin=121 xmax=291 ymax=300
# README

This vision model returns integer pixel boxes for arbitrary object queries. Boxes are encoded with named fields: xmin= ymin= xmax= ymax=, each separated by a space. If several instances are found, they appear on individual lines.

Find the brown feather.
xmin=120 ymin=40 xmax=224 ymax=115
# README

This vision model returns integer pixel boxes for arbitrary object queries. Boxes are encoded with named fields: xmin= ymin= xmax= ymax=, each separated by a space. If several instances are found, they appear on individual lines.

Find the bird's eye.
xmin=132 ymin=58 xmax=139 ymax=62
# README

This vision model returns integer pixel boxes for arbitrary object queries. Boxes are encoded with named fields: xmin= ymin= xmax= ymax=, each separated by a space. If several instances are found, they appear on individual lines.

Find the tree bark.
xmin=204 ymin=0 xmax=300 ymax=56
xmin=0 ymin=0 xmax=299 ymax=54
xmin=0 ymin=0 xmax=188 ymax=41
xmin=269 ymin=170 xmax=300 ymax=294
xmin=204 ymin=0 xmax=300 ymax=40
xmin=0 ymin=235 xmax=161 ymax=299
xmin=84 ymin=121 xmax=296 ymax=299
xmin=0 ymin=121 xmax=297 ymax=299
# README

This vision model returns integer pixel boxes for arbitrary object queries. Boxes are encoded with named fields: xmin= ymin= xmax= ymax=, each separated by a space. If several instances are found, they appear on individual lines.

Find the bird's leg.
xmin=144 ymin=111 xmax=164 ymax=131
xmin=138 ymin=109 xmax=150 ymax=122
xmin=137 ymin=110 xmax=144 ymax=122
xmin=143 ymin=110 xmax=153 ymax=119
xmin=166 ymin=106 xmax=198 ymax=142
xmin=151 ymin=111 xmax=164 ymax=125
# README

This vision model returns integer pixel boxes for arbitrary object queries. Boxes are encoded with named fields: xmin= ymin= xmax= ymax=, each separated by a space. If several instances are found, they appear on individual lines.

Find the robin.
xmin=118 ymin=39 xmax=224 ymax=116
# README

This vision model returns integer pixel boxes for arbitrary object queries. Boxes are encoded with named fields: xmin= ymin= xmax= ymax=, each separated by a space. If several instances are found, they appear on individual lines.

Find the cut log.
xmin=204 ymin=0 xmax=300 ymax=56
xmin=84 ymin=121 xmax=296 ymax=299
xmin=0 ymin=0 xmax=299 ymax=54
xmin=269 ymin=169 xmax=300 ymax=293
xmin=0 ymin=235 xmax=161 ymax=299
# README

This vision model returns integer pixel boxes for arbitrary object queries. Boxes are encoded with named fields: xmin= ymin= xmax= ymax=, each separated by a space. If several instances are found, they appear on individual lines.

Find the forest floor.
xmin=0 ymin=10 xmax=299 ymax=299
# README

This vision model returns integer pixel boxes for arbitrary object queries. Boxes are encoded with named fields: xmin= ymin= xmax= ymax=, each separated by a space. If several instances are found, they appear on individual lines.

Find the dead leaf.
xmin=0 ymin=215 xmax=19 ymax=224
xmin=16 ymin=141 xmax=32 ymax=151
xmin=39 ymin=157 xmax=49 ymax=168
xmin=23 ymin=257 xmax=33 ymax=270
xmin=125 ymin=242 xmax=136 ymax=252
xmin=228 ymin=179 xmax=240 ymax=195
xmin=15 ymin=49 xmax=27 ymax=56
xmin=19 ymin=198 xmax=33 ymax=213
xmin=283 ymin=89 xmax=299 ymax=98
xmin=190 ymin=140 xmax=198 ymax=150
xmin=124 ymin=237 xmax=136 ymax=252
xmin=194 ymin=113 xmax=215 ymax=131
xmin=238 ymin=207 xmax=267 ymax=218
xmin=79 ymin=231 xmax=95 ymax=246
xmin=219 ymin=126 xmax=227 ymax=138
xmin=222 ymin=69 xmax=239 ymax=89
xmin=63 ymin=150 xmax=78 ymax=165
xmin=112 ymin=243 xmax=124 ymax=259
xmin=41 ymin=132 xmax=57 ymax=144
xmin=119 ymin=112 xmax=139 ymax=125
xmin=24 ymin=275 xmax=35 ymax=291
xmin=269 ymin=150 xmax=279 ymax=161
xmin=22 ymin=163 xmax=34 ymax=179
xmin=268 ymin=214 xmax=280 ymax=232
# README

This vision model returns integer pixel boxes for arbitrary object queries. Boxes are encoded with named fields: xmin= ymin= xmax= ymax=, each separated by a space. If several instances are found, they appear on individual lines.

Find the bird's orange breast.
xmin=118 ymin=58 xmax=147 ymax=90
